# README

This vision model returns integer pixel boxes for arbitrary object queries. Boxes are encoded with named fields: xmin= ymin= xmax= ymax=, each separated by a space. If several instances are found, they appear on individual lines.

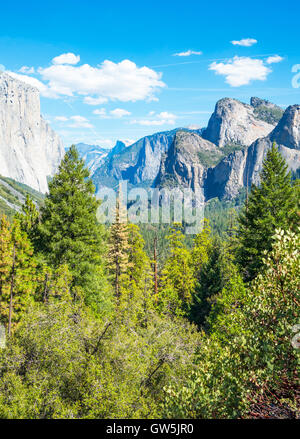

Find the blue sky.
xmin=1 ymin=0 xmax=299 ymax=148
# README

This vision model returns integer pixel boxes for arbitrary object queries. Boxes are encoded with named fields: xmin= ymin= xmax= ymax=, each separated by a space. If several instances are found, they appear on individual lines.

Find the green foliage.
xmin=16 ymin=195 xmax=40 ymax=246
xmin=237 ymin=144 xmax=298 ymax=280
xmin=107 ymin=197 xmax=130 ymax=301
xmin=0 ymin=176 xmax=44 ymax=205
xmin=0 ymin=296 xmax=200 ymax=419
xmin=204 ymin=189 xmax=246 ymax=237
xmin=221 ymin=143 xmax=245 ymax=156
xmin=0 ymin=142 xmax=298 ymax=419
xmin=0 ymin=217 xmax=36 ymax=331
xmin=37 ymin=146 xmax=110 ymax=314
xmin=197 ymin=150 xmax=221 ymax=167
xmin=157 ymin=224 xmax=195 ymax=316
xmin=162 ymin=229 xmax=300 ymax=418
xmin=0 ymin=176 xmax=44 ymax=221
xmin=253 ymin=105 xmax=284 ymax=125
xmin=189 ymin=237 xmax=237 ymax=329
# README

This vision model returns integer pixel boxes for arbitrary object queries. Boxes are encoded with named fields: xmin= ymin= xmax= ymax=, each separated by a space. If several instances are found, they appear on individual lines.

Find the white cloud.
xmin=173 ymin=50 xmax=202 ymax=57
xmin=93 ymin=107 xmax=131 ymax=119
xmin=69 ymin=115 xmax=93 ymax=128
xmin=187 ymin=124 xmax=201 ymax=130
xmin=54 ymin=115 xmax=93 ymax=129
xmin=52 ymin=53 xmax=80 ymax=65
xmin=266 ymin=55 xmax=284 ymax=64
xmin=231 ymin=38 xmax=257 ymax=47
xmin=0 ymin=64 xmax=6 ymax=71
xmin=38 ymin=59 xmax=165 ymax=103
xmin=55 ymin=116 xmax=69 ymax=122
xmin=110 ymin=108 xmax=131 ymax=118
xmin=19 ymin=66 xmax=35 ymax=74
xmin=93 ymin=108 xmax=107 ymax=116
xmin=209 ymin=56 xmax=271 ymax=86
xmin=84 ymin=96 xmax=108 ymax=105
xmin=131 ymin=111 xmax=177 ymax=126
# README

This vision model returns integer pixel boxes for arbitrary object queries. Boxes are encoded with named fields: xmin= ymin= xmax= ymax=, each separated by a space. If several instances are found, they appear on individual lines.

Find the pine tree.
xmin=16 ymin=195 xmax=40 ymax=245
xmin=0 ymin=217 xmax=36 ymax=334
xmin=191 ymin=219 xmax=211 ymax=276
xmin=126 ymin=224 xmax=150 ymax=287
xmin=38 ymin=145 xmax=108 ymax=309
xmin=0 ymin=216 xmax=13 ymax=304
xmin=119 ymin=224 xmax=154 ymax=323
xmin=107 ymin=195 xmax=129 ymax=301
xmin=189 ymin=238 xmax=235 ymax=328
xmin=159 ymin=224 xmax=195 ymax=316
xmin=237 ymin=144 xmax=298 ymax=281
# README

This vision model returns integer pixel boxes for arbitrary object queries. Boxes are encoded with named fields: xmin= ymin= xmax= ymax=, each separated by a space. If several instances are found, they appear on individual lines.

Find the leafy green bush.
xmin=162 ymin=229 xmax=300 ymax=418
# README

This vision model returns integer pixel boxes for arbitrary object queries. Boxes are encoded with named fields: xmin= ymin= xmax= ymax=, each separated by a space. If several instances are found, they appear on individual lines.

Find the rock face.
xmin=269 ymin=105 xmax=300 ymax=150
xmin=206 ymin=105 xmax=300 ymax=199
xmin=0 ymin=72 xmax=64 ymax=193
xmin=92 ymin=129 xmax=201 ymax=190
xmin=156 ymin=131 xmax=222 ymax=191
xmin=250 ymin=97 xmax=284 ymax=125
xmin=76 ymin=143 xmax=109 ymax=174
xmin=202 ymin=98 xmax=274 ymax=147
xmin=85 ymin=97 xmax=299 ymax=202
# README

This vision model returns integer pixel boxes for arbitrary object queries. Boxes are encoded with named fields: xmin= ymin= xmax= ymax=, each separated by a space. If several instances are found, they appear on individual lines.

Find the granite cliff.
xmin=0 ymin=72 xmax=64 ymax=193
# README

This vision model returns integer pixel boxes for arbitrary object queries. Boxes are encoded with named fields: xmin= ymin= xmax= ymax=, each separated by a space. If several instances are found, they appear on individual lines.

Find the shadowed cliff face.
xmin=0 ymin=72 xmax=64 ymax=193
xmin=270 ymin=105 xmax=300 ymax=150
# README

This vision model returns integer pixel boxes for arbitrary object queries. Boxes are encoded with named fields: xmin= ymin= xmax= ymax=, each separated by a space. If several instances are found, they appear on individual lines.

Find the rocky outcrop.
xmin=91 ymin=129 xmax=201 ymax=190
xmin=0 ymin=72 xmax=64 ymax=192
xmin=89 ymin=98 xmax=299 ymax=202
xmin=156 ymin=131 xmax=222 ymax=191
xmin=250 ymin=97 xmax=284 ymax=125
xmin=269 ymin=105 xmax=300 ymax=150
xmin=206 ymin=105 xmax=300 ymax=199
xmin=202 ymin=98 xmax=274 ymax=147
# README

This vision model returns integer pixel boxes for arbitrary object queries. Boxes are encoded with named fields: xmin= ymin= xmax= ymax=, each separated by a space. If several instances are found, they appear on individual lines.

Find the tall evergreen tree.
xmin=38 ymin=145 xmax=108 ymax=310
xmin=237 ymin=143 xmax=298 ymax=280
xmin=118 ymin=224 xmax=154 ymax=322
xmin=189 ymin=238 xmax=236 ymax=329
xmin=107 ymin=195 xmax=129 ymax=301
xmin=16 ymin=195 xmax=40 ymax=245
xmin=158 ymin=224 xmax=195 ymax=316
xmin=0 ymin=217 xmax=35 ymax=334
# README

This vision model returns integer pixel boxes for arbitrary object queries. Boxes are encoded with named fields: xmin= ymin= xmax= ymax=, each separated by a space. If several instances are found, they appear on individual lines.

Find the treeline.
xmin=0 ymin=145 xmax=299 ymax=419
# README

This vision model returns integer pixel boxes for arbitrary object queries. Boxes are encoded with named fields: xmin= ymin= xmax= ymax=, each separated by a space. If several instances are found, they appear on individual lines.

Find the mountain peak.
xmin=202 ymin=97 xmax=274 ymax=147
xmin=270 ymin=104 xmax=300 ymax=150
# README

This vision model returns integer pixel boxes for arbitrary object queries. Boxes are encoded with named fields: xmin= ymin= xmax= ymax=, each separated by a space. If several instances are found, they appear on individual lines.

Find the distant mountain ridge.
xmin=90 ymin=128 xmax=203 ymax=190
xmin=0 ymin=75 xmax=298 ymax=206
xmin=87 ymin=97 xmax=299 ymax=201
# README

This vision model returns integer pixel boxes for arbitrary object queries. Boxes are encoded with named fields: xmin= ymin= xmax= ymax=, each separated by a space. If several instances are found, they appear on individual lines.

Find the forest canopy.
xmin=0 ymin=144 xmax=299 ymax=419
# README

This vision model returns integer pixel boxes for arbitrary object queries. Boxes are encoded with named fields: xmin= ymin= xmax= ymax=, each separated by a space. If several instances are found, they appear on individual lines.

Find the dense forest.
xmin=0 ymin=144 xmax=299 ymax=419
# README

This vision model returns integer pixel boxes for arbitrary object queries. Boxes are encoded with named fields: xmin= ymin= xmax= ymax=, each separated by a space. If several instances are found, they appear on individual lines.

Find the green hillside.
xmin=0 ymin=175 xmax=44 ymax=220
